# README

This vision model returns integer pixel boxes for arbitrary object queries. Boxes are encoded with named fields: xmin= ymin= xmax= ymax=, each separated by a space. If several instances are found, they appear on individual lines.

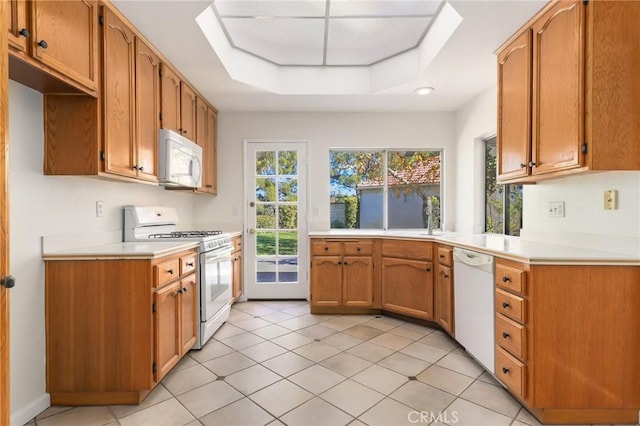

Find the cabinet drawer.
xmin=495 ymin=346 xmax=527 ymax=399
xmin=382 ymin=240 xmax=432 ymax=260
xmin=495 ymin=263 xmax=526 ymax=294
xmin=155 ymin=258 xmax=180 ymax=287
xmin=495 ymin=288 xmax=526 ymax=323
xmin=311 ymin=241 xmax=342 ymax=256
xmin=437 ymin=247 xmax=453 ymax=266
xmin=495 ymin=314 xmax=526 ymax=361
xmin=343 ymin=241 xmax=373 ymax=256
xmin=180 ymin=254 xmax=197 ymax=276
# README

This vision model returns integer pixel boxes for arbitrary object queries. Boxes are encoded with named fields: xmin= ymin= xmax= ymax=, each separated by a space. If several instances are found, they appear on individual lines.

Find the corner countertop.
xmin=308 ymin=230 xmax=640 ymax=265
xmin=42 ymin=241 xmax=200 ymax=261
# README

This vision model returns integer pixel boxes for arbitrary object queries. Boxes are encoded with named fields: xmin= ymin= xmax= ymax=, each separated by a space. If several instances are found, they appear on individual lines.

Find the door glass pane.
xmin=257 ymin=258 xmax=276 ymax=283
xmin=278 ymin=231 xmax=298 ymax=255
xmin=278 ymin=258 xmax=298 ymax=283
xmin=256 ymin=151 xmax=276 ymax=175
xmin=278 ymin=151 xmax=298 ymax=175
xmin=278 ymin=205 xmax=298 ymax=229
xmin=256 ymin=204 xmax=276 ymax=229
xmin=256 ymin=178 xmax=276 ymax=202
xmin=278 ymin=177 xmax=298 ymax=202
xmin=256 ymin=231 xmax=276 ymax=255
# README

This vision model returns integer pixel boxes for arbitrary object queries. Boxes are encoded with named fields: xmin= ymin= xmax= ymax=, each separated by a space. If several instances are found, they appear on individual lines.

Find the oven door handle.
xmin=201 ymin=247 xmax=234 ymax=262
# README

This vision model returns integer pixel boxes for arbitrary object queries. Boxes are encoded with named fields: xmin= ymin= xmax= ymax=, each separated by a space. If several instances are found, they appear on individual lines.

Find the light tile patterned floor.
xmin=28 ymin=301 xmax=616 ymax=426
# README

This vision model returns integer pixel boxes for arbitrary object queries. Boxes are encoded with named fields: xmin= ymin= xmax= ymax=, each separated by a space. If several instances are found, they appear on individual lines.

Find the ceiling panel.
xmin=215 ymin=0 xmax=327 ymax=17
xmin=224 ymin=17 xmax=326 ymax=65
xmin=326 ymin=17 xmax=431 ymax=65
xmin=330 ymin=0 xmax=441 ymax=17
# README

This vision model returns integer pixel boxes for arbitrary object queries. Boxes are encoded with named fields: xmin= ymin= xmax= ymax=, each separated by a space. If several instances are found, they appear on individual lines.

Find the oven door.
xmin=200 ymin=246 xmax=233 ymax=324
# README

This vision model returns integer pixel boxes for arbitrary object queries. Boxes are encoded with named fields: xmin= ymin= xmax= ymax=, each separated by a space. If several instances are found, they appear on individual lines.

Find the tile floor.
xmin=27 ymin=301 xmax=622 ymax=426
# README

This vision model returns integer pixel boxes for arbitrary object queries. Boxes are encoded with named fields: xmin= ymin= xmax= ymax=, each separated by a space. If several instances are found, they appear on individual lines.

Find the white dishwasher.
xmin=453 ymin=247 xmax=495 ymax=373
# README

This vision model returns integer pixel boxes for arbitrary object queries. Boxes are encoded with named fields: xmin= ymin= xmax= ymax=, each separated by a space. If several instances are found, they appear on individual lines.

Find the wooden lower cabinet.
xmin=381 ymin=257 xmax=434 ymax=320
xmin=434 ymin=263 xmax=453 ymax=334
xmin=231 ymin=236 xmax=243 ymax=302
xmin=310 ymin=239 xmax=378 ymax=312
xmin=45 ymin=248 xmax=198 ymax=405
xmin=493 ymin=258 xmax=640 ymax=424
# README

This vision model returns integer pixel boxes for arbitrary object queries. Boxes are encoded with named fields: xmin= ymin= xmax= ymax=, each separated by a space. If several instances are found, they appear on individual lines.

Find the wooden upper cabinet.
xmin=497 ymin=30 xmax=531 ymax=181
xmin=179 ymin=82 xmax=196 ymax=139
xmin=195 ymin=98 xmax=208 ymax=147
xmin=204 ymin=107 xmax=218 ymax=194
xmin=531 ymin=0 xmax=584 ymax=176
xmin=8 ymin=0 xmax=28 ymax=53
xmin=102 ymin=7 xmax=136 ymax=178
xmin=31 ymin=0 xmax=98 ymax=92
xmin=135 ymin=37 xmax=160 ymax=182
xmin=160 ymin=63 xmax=180 ymax=133
xmin=496 ymin=0 xmax=640 ymax=184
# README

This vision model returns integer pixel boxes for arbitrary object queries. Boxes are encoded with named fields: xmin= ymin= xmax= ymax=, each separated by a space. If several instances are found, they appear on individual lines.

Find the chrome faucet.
xmin=425 ymin=198 xmax=433 ymax=235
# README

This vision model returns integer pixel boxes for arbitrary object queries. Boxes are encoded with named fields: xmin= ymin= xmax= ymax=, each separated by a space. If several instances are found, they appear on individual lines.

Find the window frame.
xmin=329 ymin=148 xmax=444 ymax=231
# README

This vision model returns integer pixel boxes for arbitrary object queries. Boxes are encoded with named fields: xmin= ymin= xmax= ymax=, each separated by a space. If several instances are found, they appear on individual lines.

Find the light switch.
xmin=548 ymin=201 xmax=565 ymax=218
xmin=604 ymin=190 xmax=618 ymax=210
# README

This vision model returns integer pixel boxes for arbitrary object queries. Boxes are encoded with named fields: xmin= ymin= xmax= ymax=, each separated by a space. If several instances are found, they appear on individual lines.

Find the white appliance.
xmin=123 ymin=206 xmax=232 ymax=349
xmin=453 ymin=247 xmax=495 ymax=373
xmin=158 ymin=128 xmax=203 ymax=188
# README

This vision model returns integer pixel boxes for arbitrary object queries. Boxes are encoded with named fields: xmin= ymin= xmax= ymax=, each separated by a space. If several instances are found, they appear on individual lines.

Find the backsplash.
xmin=520 ymin=171 xmax=640 ymax=255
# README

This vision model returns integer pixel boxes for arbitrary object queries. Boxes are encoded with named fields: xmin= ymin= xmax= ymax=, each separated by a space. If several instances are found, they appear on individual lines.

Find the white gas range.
xmin=124 ymin=206 xmax=232 ymax=349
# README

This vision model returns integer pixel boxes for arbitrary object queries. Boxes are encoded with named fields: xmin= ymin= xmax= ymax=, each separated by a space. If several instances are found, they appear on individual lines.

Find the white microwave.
xmin=158 ymin=128 xmax=203 ymax=187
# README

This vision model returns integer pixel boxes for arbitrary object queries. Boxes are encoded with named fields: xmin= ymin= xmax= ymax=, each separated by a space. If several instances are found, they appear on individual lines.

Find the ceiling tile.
xmin=326 ymin=17 xmax=431 ymax=65
xmin=330 ymin=0 xmax=441 ymax=17
xmin=215 ymin=0 xmax=327 ymax=17
xmin=223 ymin=18 xmax=326 ymax=65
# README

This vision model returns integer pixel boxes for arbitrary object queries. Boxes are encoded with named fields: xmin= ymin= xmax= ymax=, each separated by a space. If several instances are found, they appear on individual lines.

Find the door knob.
xmin=1 ymin=275 xmax=16 ymax=289
xmin=248 ymin=228 xmax=255 ymax=234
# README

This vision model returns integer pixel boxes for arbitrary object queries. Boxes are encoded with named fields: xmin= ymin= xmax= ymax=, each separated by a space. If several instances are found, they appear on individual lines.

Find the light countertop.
xmin=42 ymin=241 xmax=200 ymax=261
xmin=308 ymin=230 xmax=640 ymax=265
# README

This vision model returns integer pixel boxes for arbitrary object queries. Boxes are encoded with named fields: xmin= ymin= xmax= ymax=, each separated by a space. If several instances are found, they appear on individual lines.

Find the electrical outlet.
xmin=604 ymin=190 xmax=617 ymax=210
xmin=96 ymin=201 xmax=104 ymax=217
xmin=548 ymin=201 xmax=565 ymax=218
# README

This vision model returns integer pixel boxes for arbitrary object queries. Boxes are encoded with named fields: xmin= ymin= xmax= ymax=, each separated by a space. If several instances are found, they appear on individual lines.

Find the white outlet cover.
xmin=548 ymin=201 xmax=565 ymax=218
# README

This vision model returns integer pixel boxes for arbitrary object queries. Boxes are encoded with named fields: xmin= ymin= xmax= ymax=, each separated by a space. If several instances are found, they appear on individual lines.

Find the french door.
xmin=245 ymin=141 xmax=308 ymax=299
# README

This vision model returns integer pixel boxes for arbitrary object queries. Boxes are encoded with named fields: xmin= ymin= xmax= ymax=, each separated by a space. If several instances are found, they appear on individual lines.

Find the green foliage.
xmin=343 ymin=196 xmax=359 ymax=228
xmin=256 ymin=232 xmax=297 ymax=256
xmin=278 ymin=205 xmax=298 ymax=230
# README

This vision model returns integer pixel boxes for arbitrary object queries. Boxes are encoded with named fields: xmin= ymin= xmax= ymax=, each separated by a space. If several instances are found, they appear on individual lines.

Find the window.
xmin=330 ymin=150 xmax=442 ymax=230
xmin=484 ymin=137 xmax=523 ymax=236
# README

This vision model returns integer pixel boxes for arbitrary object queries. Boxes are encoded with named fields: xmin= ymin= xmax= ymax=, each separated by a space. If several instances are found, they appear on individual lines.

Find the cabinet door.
xmin=31 ymin=0 xmax=98 ymax=91
xmin=531 ymin=0 xmax=584 ymax=175
xmin=195 ymin=98 xmax=207 ymax=147
xmin=343 ymin=256 xmax=374 ymax=307
xmin=8 ymin=0 xmax=28 ymax=52
xmin=135 ymin=37 xmax=160 ymax=182
xmin=160 ymin=63 xmax=180 ymax=133
xmin=435 ymin=264 xmax=454 ymax=334
xmin=497 ymin=30 xmax=532 ymax=181
xmin=154 ymin=281 xmax=181 ymax=381
xmin=179 ymin=82 xmax=196 ymax=139
xmin=311 ymin=256 xmax=342 ymax=307
xmin=180 ymin=275 xmax=198 ymax=354
xmin=381 ymin=257 xmax=434 ymax=320
xmin=102 ymin=7 xmax=136 ymax=178
xmin=203 ymin=107 xmax=218 ymax=193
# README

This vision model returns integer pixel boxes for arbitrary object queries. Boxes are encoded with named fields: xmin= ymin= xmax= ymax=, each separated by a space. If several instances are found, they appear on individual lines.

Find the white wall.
xmin=8 ymin=81 xmax=197 ymax=424
xmin=520 ymin=172 xmax=640 ymax=254
xmin=453 ymin=86 xmax=640 ymax=254
xmin=194 ymin=112 xmax=456 ymax=231
xmin=453 ymin=86 xmax=497 ymax=234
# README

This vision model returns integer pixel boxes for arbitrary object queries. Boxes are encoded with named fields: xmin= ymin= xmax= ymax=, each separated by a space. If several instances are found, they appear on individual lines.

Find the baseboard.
xmin=10 ymin=393 xmax=50 ymax=426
